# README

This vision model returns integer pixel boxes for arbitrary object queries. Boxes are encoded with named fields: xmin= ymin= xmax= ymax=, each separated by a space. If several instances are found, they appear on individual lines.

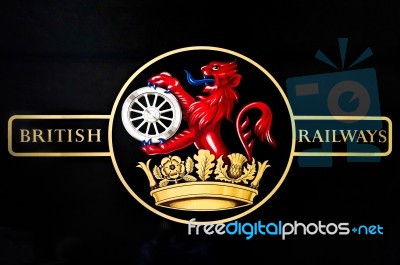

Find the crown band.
xmin=150 ymin=182 xmax=258 ymax=211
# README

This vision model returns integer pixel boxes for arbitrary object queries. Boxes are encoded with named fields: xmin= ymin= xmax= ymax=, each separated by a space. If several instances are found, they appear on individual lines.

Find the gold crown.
xmin=137 ymin=149 xmax=271 ymax=211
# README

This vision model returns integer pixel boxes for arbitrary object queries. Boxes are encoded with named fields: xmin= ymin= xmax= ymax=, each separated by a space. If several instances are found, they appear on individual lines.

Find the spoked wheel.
xmin=121 ymin=86 xmax=182 ymax=144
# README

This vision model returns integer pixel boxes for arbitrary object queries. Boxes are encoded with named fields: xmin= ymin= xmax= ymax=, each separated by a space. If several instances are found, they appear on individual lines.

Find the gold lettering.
xmin=75 ymin=129 xmax=85 ymax=142
xmin=325 ymin=130 xmax=330 ymax=142
xmin=296 ymin=129 xmax=389 ymax=144
xmin=33 ymin=129 xmax=45 ymax=142
xmin=312 ymin=130 xmax=323 ymax=142
xmin=53 ymin=129 xmax=66 ymax=142
xmin=332 ymin=130 xmax=341 ymax=142
xmin=357 ymin=131 xmax=368 ymax=143
xmin=20 ymin=129 xmax=30 ymax=142
xmin=88 ymin=129 xmax=101 ymax=142
xmin=47 ymin=129 xmax=53 ymax=142
xmin=17 ymin=129 xmax=102 ymax=143
xmin=340 ymin=130 xmax=357 ymax=142
xmin=67 ymin=129 xmax=73 ymax=143
xmin=298 ymin=130 xmax=310 ymax=142
xmin=366 ymin=130 xmax=377 ymax=143
xmin=378 ymin=130 xmax=387 ymax=143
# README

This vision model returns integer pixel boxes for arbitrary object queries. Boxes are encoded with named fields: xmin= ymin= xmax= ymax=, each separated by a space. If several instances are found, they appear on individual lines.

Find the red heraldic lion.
xmin=142 ymin=60 xmax=276 ymax=160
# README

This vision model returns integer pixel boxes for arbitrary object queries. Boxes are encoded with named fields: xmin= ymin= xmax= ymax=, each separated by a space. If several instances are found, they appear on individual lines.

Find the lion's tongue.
xmin=185 ymin=70 xmax=214 ymax=87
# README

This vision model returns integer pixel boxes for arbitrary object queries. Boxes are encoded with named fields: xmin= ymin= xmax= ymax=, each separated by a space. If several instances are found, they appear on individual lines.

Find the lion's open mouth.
xmin=202 ymin=85 xmax=217 ymax=93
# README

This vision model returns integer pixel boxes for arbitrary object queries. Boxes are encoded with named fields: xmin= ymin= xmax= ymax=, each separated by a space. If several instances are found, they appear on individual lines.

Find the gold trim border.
xmin=8 ymin=115 xmax=111 ymax=157
xmin=293 ymin=115 xmax=392 ymax=156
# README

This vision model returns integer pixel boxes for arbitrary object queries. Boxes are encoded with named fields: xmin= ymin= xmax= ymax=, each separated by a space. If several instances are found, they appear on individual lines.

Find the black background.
xmin=1 ymin=1 xmax=399 ymax=265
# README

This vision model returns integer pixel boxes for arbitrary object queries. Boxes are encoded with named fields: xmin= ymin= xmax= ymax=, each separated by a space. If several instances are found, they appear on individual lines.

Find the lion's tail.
xmin=236 ymin=102 xmax=276 ymax=161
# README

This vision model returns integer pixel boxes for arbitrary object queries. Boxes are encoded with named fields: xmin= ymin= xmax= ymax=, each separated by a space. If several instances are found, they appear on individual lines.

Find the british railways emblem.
xmin=109 ymin=47 xmax=295 ymax=224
